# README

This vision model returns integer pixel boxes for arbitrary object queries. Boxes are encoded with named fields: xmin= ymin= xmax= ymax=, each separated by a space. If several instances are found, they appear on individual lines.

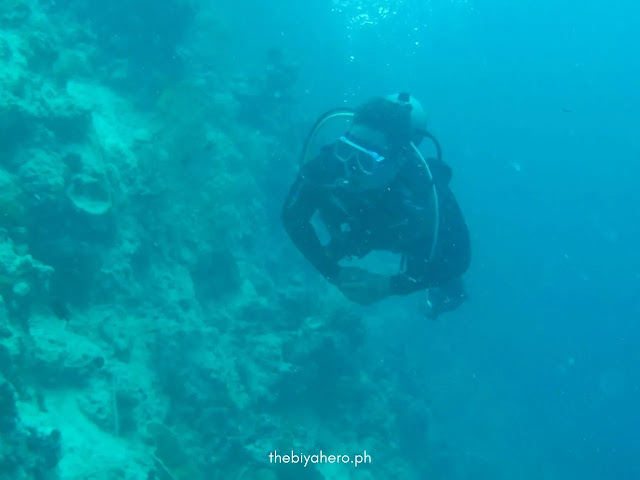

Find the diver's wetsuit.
xmin=282 ymin=145 xmax=471 ymax=295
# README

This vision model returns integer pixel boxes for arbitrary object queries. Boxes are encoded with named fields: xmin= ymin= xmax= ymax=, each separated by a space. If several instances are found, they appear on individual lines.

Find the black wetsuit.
xmin=282 ymin=144 xmax=471 ymax=295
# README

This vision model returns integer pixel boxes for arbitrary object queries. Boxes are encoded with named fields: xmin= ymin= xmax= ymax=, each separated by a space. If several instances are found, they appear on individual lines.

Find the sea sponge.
xmin=66 ymin=171 xmax=112 ymax=215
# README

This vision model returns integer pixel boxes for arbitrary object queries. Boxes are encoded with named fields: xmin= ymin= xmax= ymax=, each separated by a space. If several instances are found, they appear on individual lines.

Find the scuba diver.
xmin=281 ymin=93 xmax=471 ymax=318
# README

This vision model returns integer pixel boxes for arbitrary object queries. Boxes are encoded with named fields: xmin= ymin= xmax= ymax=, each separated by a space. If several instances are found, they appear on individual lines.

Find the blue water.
xmin=1 ymin=0 xmax=638 ymax=479
xmin=235 ymin=0 xmax=640 ymax=478
xmin=256 ymin=1 xmax=640 ymax=479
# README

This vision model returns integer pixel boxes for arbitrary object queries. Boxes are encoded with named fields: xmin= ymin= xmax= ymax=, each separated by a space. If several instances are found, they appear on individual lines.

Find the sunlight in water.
xmin=332 ymin=0 xmax=473 ymax=29
xmin=332 ymin=0 xmax=407 ymax=27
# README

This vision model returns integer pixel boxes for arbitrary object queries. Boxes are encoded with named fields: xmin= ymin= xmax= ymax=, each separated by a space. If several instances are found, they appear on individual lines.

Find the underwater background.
xmin=0 ymin=0 xmax=638 ymax=479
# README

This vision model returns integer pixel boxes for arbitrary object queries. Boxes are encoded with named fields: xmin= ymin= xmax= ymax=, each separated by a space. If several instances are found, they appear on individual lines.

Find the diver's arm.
xmin=282 ymin=173 xmax=341 ymax=282
xmin=389 ymin=270 xmax=438 ymax=295
xmin=389 ymin=189 xmax=471 ymax=296
xmin=386 ymin=166 xmax=441 ymax=295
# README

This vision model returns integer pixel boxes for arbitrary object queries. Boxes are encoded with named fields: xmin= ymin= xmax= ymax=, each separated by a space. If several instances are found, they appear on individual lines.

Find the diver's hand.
xmin=334 ymin=267 xmax=391 ymax=305
xmin=424 ymin=278 xmax=468 ymax=320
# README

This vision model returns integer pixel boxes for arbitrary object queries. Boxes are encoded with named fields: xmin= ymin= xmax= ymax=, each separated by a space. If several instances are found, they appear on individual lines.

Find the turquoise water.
xmin=0 ymin=1 xmax=638 ymax=479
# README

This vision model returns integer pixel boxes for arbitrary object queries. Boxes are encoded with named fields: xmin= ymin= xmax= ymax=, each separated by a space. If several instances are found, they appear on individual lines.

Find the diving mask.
xmin=334 ymin=135 xmax=387 ymax=175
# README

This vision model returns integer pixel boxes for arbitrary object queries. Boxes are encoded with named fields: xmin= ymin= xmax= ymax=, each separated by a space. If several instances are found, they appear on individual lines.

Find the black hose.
xmin=299 ymin=108 xmax=356 ymax=166
xmin=422 ymin=130 xmax=443 ymax=163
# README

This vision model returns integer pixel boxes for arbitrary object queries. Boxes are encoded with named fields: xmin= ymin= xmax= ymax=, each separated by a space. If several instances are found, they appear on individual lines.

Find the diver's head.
xmin=385 ymin=92 xmax=428 ymax=145
xmin=334 ymin=94 xmax=422 ymax=190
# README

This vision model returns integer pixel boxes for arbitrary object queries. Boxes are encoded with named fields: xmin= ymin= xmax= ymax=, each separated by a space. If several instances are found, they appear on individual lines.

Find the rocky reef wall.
xmin=0 ymin=2 xmax=442 ymax=479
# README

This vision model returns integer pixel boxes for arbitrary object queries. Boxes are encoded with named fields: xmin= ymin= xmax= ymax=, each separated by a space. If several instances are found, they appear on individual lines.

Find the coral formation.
xmin=0 ymin=1 xmax=441 ymax=479
xmin=147 ymin=420 xmax=201 ymax=480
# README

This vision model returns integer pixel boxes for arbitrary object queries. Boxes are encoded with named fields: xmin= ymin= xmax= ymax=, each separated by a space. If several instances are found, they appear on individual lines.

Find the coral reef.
xmin=0 ymin=1 xmax=441 ymax=479
xmin=0 ymin=377 xmax=62 ymax=479
xmin=45 ymin=0 xmax=200 ymax=103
